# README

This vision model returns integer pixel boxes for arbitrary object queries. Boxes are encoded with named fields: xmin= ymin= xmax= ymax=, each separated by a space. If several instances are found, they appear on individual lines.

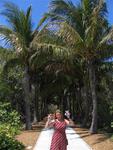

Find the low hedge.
xmin=0 ymin=133 xmax=25 ymax=150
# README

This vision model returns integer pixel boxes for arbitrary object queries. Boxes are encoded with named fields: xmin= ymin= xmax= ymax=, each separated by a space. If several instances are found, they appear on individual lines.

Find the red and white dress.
xmin=50 ymin=120 xmax=68 ymax=150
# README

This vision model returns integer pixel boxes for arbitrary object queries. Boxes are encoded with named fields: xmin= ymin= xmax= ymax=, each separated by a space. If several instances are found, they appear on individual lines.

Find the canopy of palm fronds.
xmin=34 ymin=0 xmax=113 ymax=62
xmin=0 ymin=1 xmax=45 ymax=67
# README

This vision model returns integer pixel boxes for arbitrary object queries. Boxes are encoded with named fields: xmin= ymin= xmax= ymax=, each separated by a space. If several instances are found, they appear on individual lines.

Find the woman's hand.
xmin=45 ymin=114 xmax=55 ymax=128
xmin=47 ymin=114 xmax=51 ymax=122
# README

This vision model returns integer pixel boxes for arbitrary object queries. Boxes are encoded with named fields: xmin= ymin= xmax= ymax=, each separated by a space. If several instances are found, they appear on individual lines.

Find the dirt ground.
xmin=75 ymin=127 xmax=113 ymax=150
xmin=16 ymin=123 xmax=113 ymax=150
xmin=16 ymin=123 xmax=44 ymax=150
xmin=16 ymin=130 xmax=40 ymax=150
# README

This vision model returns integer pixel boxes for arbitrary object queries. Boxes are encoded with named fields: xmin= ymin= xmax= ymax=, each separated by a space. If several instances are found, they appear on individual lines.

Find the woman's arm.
xmin=45 ymin=115 xmax=55 ymax=128
xmin=45 ymin=120 xmax=55 ymax=128
xmin=65 ymin=119 xmax=75 ymax=127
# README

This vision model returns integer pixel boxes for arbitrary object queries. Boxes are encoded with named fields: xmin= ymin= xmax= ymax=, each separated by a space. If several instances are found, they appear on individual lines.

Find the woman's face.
xmin=56 ymin=112 xmax=62 ymax=120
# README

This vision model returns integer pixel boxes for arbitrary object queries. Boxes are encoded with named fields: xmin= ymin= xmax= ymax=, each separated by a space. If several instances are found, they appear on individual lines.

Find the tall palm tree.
xmin=0 ymin=2 xmax=46 ymax=129
xmin=33 ymin=0 xmax=113 ymax=133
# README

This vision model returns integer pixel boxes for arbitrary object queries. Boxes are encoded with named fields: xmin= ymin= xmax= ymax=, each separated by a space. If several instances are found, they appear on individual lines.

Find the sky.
xmin=0 ymin=0 xmax=113 ymax=28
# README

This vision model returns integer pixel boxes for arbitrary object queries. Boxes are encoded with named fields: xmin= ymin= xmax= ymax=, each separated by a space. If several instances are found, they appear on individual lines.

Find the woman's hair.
xmin=55 ymin=109 xmax=64 ymax=120
xmin=55 ymin=109 xmax=62 ymax=114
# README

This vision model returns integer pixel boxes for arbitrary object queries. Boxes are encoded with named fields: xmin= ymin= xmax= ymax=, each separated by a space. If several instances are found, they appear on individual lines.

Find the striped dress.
xmin=50 ymin=120 xmax=68 ymax=150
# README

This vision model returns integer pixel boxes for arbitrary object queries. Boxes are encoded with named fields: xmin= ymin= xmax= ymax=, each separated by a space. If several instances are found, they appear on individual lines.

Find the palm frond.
xmin=50 ymin=0 xmax=76 ymax=17
xmin=0 ymin=47 xmax=15 ymax=61
xmin=1 ymin=1 xmax=33 ymax=47
xmin=30 ymin=42 xmax=70 ymax=64
xmin=0 ymin=25 xmax=14 ymax=46
xmin=98 ymin=27 xmax=113 ymax=46
xmin=32 ymin=25 xmax=63 ymax=45
xmin=57 ymin=21 xmax=84 ymax=48
xmin=0 ymin=25 xmax=27 ymax=53
xmin=96 ymin=44 xmax=113 ymax=60
xmin=33 ymin=20 xmax=85 ymax=58
xmin=35 ymin=13 xmax=50 ymax=31
xmin=83 ymin=0 xmax=108 ymax=50
xmin=49 ymin=0 xmax=84 ymax=37
xmin=2 ymin=57 xmax=22 ymax=76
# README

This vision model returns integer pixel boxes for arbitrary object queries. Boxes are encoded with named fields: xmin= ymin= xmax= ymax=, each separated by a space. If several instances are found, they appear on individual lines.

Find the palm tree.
xmin=0 ymin=2 xmax=46 ymax=129
xmin=33 ymin=0 xmax=113 ymax=133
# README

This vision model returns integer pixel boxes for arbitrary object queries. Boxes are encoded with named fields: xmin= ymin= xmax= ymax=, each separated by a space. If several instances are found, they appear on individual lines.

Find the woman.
xmin=45 ymin=110 xmax=73 ymax=150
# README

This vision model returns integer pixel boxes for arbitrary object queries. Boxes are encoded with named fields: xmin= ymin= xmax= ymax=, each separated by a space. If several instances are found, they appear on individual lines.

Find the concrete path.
xmin=33 ymin=127 xmax=92 ymax=150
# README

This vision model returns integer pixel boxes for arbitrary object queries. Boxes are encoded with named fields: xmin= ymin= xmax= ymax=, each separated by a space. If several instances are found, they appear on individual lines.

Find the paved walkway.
xmin=33 ymin=127 xmax=92 ymax=150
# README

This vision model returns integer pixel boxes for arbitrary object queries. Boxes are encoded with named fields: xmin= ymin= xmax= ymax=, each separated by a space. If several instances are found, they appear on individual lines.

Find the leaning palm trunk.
xmin=88 ymin=61 xmax=97 ymax=133
xmin=22 ymin=65 xmax=32 ymax=130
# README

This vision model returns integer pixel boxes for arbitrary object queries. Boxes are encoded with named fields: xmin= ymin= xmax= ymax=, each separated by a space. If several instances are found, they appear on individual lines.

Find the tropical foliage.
xmin=32 ymin=0 xmax=113 ymax=133
xmin=0 ymin=0 xmax=113 ymax=141
xmin=0 ymin=102 xmax=25 ymax=150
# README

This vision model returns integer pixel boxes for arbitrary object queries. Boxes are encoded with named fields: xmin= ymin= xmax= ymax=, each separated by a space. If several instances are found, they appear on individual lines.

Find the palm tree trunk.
xmin=67 ymin=95 xmax=70 ymax=110
xmin=32 ymin=84 xmax=38 ymax=124
xmin=82 ymin=86 xmax=89 ymax=127
xmin=88 ymin=61 xmax=97 ymax=133
xmin=22 ymin=65 xmax=32 ymax=130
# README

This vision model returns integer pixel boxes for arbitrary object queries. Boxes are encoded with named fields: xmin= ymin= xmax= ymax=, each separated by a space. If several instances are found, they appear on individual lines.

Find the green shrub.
xmin=0 ymin=123 xmax=20 ymax=138
xmin=0 ymin=133 xmax=25 ymax=150
xmin=0 ymin=102 xmax=21 ymax=134
xmin=0 ymin=102 xmax=21 ymax=125
xmin=0 ymin=102 xmax=25 ymax=149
